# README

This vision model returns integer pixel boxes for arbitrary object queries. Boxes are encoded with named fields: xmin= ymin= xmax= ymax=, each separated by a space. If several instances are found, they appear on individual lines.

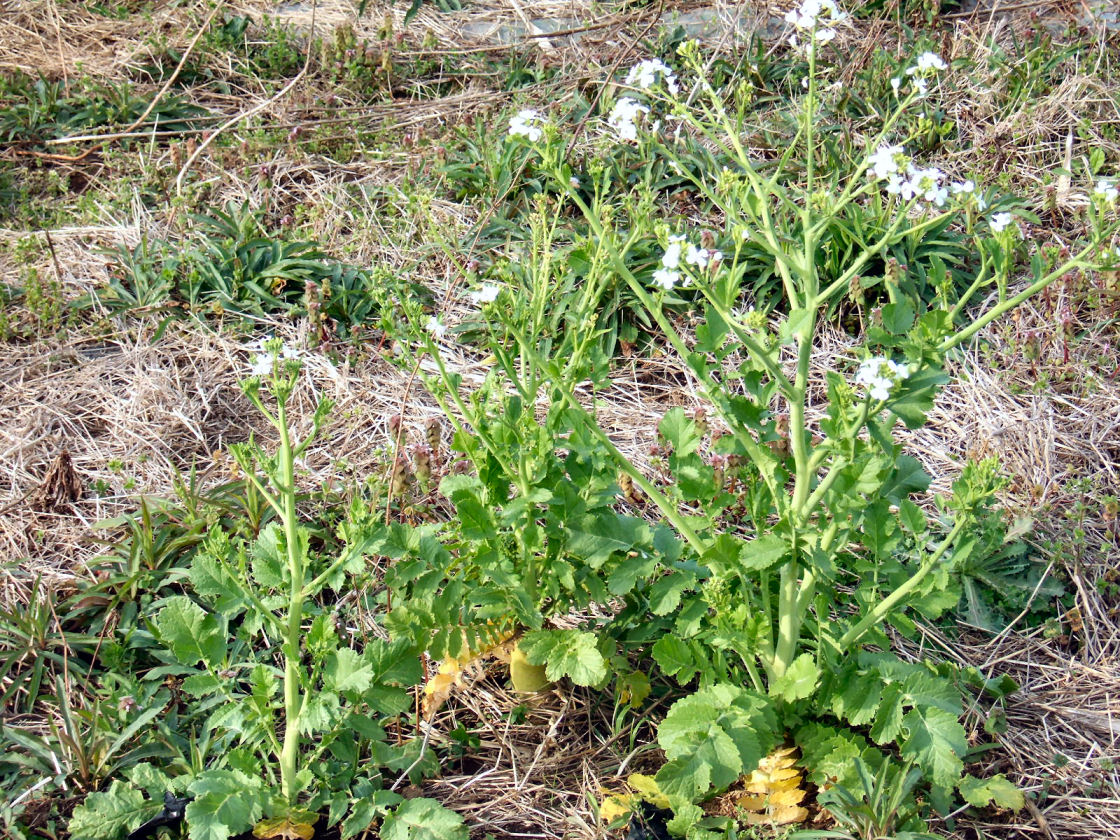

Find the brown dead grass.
xmin=2 ymin=1 xmax=1120 ymax=838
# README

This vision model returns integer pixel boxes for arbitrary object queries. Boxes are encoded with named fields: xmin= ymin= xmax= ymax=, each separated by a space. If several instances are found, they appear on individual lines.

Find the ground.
xmin=1 ymin=0 xmax=1119 ymax=838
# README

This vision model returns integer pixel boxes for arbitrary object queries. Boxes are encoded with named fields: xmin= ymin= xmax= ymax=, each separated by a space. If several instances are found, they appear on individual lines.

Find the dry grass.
xmin=2 ymin=0 xmax=1120 ymax=838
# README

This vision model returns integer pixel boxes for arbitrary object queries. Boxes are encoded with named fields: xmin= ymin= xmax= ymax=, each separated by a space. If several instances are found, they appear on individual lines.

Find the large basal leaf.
xmin=900 ymin=706 xmax=967 ymax=788
xmin=68 ymin=780 xmax=161 ymax=840
xmin=186 ymin=770 xmax=265 ymax=840
xmin=380 ymin=798 xmax=468 ymax=840
xmin=519 ymin=629 xmax=607 ymax=686
xmin=155 ymin=596 xmax=226 ymax=667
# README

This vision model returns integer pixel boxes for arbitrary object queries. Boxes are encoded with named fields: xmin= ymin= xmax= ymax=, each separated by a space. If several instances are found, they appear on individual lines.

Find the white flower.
xmin=1093 ymin=179 xmax=1119 ymax=204
xmin=976 ymin=194 xmax=989 ymax=212
xmin=468 ymin=284 xmax=501 ymax=304
xmin=662 ymin=234 xmax=685 ymax=269
xmin=249 ymin=354 xmax=274 ymax=377
xmin=785 ymin=0 xmax=846 ymax=31
xmin=950 ymin=179 xmax=975 ymax=195
xmin=508 ymin=109 xmax=544 ymax=141
xmin=652 ymin=268 xmax=679 ymax=290
xmin=607 ymin=97 xmax=650 ymax=143
xmin=890 ymin=76 xmax=901 ymax=93
xmin=426 ymin=316 xmax=447 ymax=339
xmin=868 ymin=144 xmax=906 ymax=180
xmin=625 ymin=58 xmax=679 ymax=95
xmin=989 ymin=212 xmax=1014 ymax=233
xmin=854 ymin=356 xmax=908 ymax=402
xmin=685 ymin=243 xmax=713 ymax=268
xmin=912 ymin=51 xmax=947 ymax=72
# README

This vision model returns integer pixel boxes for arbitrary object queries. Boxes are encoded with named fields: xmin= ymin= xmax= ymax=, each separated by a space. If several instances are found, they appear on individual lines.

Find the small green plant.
xmin=67 ymin=343 xmax=465 ymax=840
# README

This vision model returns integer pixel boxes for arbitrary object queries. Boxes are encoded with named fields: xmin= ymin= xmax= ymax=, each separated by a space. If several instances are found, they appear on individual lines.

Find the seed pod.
xmin=389 ymin=452 xmax=412 ymax=497
xmin=388 ymin=414 xmax=406 ymax=447
xmin=618 ymin=472 xmax=642 ymax=504
xmin=411 ymin=443 xmax=432 ymax=487
xmin=691 ymin=407 xmax=709 ymax=437
xmin=424 ymin=417 xmax=442 ymax=460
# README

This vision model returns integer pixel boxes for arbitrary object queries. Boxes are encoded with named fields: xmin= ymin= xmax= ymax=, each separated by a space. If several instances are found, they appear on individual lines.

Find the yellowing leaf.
xmin=733 ymin=793 xmax=768 ymax=811
xmin=744 ymin=805 xmax=808 ymax=826
xmin=598 ymin=795 xmax=634 ymax=823
xmin=769 ymin=788 xmax=807 ymax=807
xmin=253 ymin=815 xmax=315 ymax=840
xmin=627 ymin=773 xmax=671 ymax=809
xmin=420 ymin=626 xmax=518 ymax=719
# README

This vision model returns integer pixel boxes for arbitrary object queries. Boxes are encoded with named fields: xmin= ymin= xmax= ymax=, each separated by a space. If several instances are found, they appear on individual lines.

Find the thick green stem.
xmin=837 ymin=515 xmax=968 ymax=649
xmin=939 ymin=240 xmax=1102 ymax=353
xmin=276 ymin=400 xmax=305 ymax=806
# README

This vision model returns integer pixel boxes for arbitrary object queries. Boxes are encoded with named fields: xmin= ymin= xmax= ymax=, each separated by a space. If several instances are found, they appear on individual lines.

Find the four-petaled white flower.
xmin=911 ymin=51 xmax=947 ymax=72
xmin=625 ymin=59 xmax=680 ymax=95
xmin=652 ymin=268 xmax=680 ymax=290
xmin=685 ymin=243 xmax=717 ymax=268
xmin=249 ymin=339 xmax=300 ymax=377
xmin=784 ymin=0 xmax=846 ymax=45
xmin=662 ymin=234 xmax=685 ymax=269
xmin=508 ymin=109 xmax=545 ymax=142
xmin=426 ymin=316 xmax=447 ymax=339
xmin=989 ymin=212 xmax=1014 ymax=233
xmin=1093 ymin=179 xmax=1119 ymax=205
xmin=607 ymin=97 xmax=650 ymax=143
xmin=250 ymin=354 xmax=275 ymax=377
xmin=468 ymin=284 xmax=501 ymax=305
xmin=854 ymin=356 xmax=910 ymax=402
xmin=867 ymin=144 xmax=905 ymax=180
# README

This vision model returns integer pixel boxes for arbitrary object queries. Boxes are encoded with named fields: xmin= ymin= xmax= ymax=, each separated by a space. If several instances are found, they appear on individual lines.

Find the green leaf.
xmin=656 ymin=685 xmax=775 ymax=802
xmin=380 ymin=798 xmax=467 ymax=840
xmin=326 ymin=648 xmax=375 ymax=693
xmin=770 ymin=654 xmax=819 ymax=702
xmin=519 ymin=629 xmax=607 ymax=686
xmin=648 ymin=570 xmax=695 ymax=615
xmin=68 ymin=781 xmax=160 ymax=840
xmin=155 ymin=596 xmax=226 ymax=667
xmin=740 ymin=534 xmax=789 ymax=572
xmin=870 ymin=682 xmax=904 ymax=745
xmin=249 ymin=524 xmax=289 ymax=589
xmin=902 ymin=672 xmax=962 ymax=715
xmin=652 ymin=635 xmax=697 ymax=685
xmin=780 ymin=307 xmax=813 ymax=344
xmin=900 ymin=706 xmax=967 ymax=788
xmin=186 ymin=770 xmax=265 ymax=840
xmin=881 ymin=299 xmax=915 ymax=334
xmin=659 ymin=408 xmax=702 ymax=457
xmin=565 ymin=513 xmax=647 ymax=568
xmin=366 ymin=638 xmax=423 ymax=687
xmin=299 ymin=691 xmax=342 ymax=734
xmin=340 ymin=790 xmax=403 ymax=839
xmin=958 ymin=774 xmax=1025 ymax=811
xmin=439 ymin=475 xmax=496 ymax=541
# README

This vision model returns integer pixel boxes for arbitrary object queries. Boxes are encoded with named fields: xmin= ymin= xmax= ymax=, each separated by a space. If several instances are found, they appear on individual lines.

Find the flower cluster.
xmin=854 ymin=356 xmax=910 ymax=402
xmin=608 ymin=97 xmax=651 ymax=143
xmin=891 ymin=50 xmax=947 ymax=96
xmin=1093 ymin=179 xmax=1119 ymax=205
xmin=989 ymin=212 xmax=1016 ymax=233
xmin=426 ymin=315 xmax=447 ymax=339
xmin=249 ymin=339 xmax=300 ymax=377
xmin=652 ymin=234 xmax=722 ymax=290
xmin=625 ymin=58 xmax=679 ymax=95
xmin=467 ymin=284 xmax=501 ymax=305
xmin=867 ymin=144 xmax=979 ymax=209
xmin=508 ymin=109 xmax=545 ymax=142
xmin=784 ymin=0 xmax=846 ymax=50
